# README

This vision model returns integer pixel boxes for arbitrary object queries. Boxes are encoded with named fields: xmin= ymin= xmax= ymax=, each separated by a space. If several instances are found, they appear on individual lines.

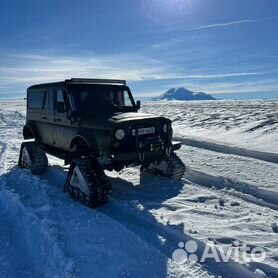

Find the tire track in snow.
xmin=177 ymin=179 xmax=278 ymax=278
xmin=185 ymin=167 xmax=278 ymax=210
xmin=43 ymin=165 xmax=275 ymax=278
xmin=177 ymin=142 xmax=277 ymax=210
xmin=105 ymin=169 xmax=278 ymax=278
xmin=99 ymin=197 xmax=262 ymax=278
xmin=174 ymin=136 xmax=278 ymax=164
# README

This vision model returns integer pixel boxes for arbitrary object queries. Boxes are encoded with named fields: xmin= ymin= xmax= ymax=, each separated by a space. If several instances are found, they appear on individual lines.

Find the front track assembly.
xmin=141 ymin=152 xmax=186 ymax=181
xmin=64 ymin=158 xmax=112 ymax=208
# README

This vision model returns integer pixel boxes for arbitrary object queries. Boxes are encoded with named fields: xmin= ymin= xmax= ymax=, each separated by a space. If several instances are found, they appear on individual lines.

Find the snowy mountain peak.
xmin=154 ymin=87 xmax=216 ymax=101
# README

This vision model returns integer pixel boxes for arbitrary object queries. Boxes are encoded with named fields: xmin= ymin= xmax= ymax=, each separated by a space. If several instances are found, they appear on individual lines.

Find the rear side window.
xmin=42 ymin=91 xmax=48 ymax=109
xmin=41 ymin=90 xmax=54 ymax=110
xmin=28 ymin=91 xmax=45 ymax=109
xmin=48 ymin=91 xmax=54 ymax=110
xmin=56 ymin=89 xmax=67 ymax=113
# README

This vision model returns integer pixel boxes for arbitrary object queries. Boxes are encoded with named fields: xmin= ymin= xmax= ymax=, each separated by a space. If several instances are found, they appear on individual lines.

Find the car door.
xmin=53 ymin=89 xmax=72 ymax=149
xmin=37 ymin=89 xmax=55 ymax=145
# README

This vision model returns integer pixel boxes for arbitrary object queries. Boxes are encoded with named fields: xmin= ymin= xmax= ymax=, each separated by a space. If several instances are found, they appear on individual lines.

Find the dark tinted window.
xmin=69 ymin=84 xmax=135 ymax=113
xmin=42 ymin=91 xmax=48 ymax=109
xmin=28 ymin=91 xmax=45 ymax=109
xmin=48 ymin=91 xmax=54 ymax=110
xmin=41 ymin=90 xmax=54 ymax=110
xmin=55 ymin=89 xmax=67 ymax=113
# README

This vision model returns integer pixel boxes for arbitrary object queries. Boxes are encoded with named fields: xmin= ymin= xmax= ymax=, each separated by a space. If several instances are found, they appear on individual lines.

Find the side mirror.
xmin=136 ymin=100 xmax=141 ymax=110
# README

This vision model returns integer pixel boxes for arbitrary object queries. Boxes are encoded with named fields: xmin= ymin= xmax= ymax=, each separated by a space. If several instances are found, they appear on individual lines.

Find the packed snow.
xmin=141 ymin=100 xmax=277 ymax=154
xmin=0 ymin=99 xmax=277 ymax=278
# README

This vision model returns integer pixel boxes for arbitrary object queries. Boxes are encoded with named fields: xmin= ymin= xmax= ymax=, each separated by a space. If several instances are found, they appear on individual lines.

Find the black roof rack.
xmin=67 ymin=78 xmax=126 ymax=85
xmin=27 ymin=78 xmax=127 ymax=91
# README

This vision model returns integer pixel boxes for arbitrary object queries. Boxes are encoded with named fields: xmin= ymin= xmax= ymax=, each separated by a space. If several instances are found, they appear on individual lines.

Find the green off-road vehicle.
xmin=19 ymin=78 xmax=185 ymax=207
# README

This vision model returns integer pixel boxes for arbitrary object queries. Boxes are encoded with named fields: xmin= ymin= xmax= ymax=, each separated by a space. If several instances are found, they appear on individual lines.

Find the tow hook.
xmin=139 ymin=152 xmax=145 ymax=161
xmin=166 ymin=146 xmax=172 ymax=156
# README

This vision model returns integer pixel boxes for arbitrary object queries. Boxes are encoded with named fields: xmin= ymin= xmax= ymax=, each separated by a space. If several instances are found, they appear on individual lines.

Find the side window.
xmin=42 ymin=90 xmax=54 ymax=110
xmin=116 ymin=91 xmax=124 ymax=106
xmin=123 ymin=90 xmax=133 ymax=107
xmin=42 ymin=91 xmax=48 ymax=110
xmin=56 ymin=89 xmax=66 ymax=113
xmin=28 ymin=91 xmax=45 ymax=109
xmin=48 ymin=91 xmax=54 ymax=110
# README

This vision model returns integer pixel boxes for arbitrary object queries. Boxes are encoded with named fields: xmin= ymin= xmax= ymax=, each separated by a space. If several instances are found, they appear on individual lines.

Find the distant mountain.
xmin=153 ymin=87 xmax=216 ymax=101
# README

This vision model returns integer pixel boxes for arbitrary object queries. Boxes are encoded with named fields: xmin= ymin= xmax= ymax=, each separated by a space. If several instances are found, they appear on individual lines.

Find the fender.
xmin=69 ymin=129 xmax=111 ymax=152
xmin=69 ymin=134 xmax=91 ymax=149
xmin=65 ymin=134 xmax=98 ymax=165
xmin=69 ymin=134 xmax=97 ymax=151
xmin=23 ymin=123 xmax=36 ymax=140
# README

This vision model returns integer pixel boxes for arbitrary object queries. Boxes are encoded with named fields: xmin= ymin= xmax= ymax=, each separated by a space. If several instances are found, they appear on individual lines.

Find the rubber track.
xmin=65 ymin=158 xmax=112 ymax=208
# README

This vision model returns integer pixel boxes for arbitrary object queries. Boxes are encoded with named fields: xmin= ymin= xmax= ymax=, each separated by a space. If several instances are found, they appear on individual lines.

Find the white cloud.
xmin=164 ymin=71 xmax=273 ymax=79
xmin=169 ymin=78 xmax=278 ymax=95
xmin=0 ymin=51 xmax=180 ymax=93
xmin=194 ymin=19 xmax=258 ymax=31
xmin=191 ymin=16 xmax=278 ymax=31
xmin=0 ymin=50 xmax=277 ymax=98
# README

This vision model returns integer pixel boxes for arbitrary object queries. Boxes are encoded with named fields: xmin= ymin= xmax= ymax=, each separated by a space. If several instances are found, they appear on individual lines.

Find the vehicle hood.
xmin=110 ymin=112 xmax=165 ymax=123
xmin=80 ymin=112 xmax=169 ymax=129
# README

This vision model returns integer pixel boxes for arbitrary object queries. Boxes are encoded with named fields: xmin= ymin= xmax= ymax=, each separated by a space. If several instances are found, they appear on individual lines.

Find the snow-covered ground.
xmin=141 ymin=100 xmax=278 ymax=154
xmin=0 ymin=99 xmax=277 ymax=278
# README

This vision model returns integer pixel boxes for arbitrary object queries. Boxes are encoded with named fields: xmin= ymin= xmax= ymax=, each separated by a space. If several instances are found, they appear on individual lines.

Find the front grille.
xmin=114 ymin=120 xmax=170 ymax=153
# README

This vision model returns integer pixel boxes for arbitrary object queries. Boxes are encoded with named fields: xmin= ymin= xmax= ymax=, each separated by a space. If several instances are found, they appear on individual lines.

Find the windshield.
xmin=68 ymin=84 xmax=135 ymax=113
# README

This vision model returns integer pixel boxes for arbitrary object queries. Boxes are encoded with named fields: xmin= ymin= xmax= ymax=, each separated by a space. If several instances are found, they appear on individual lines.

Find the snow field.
xmin=0 ymin=99 xmax=277 ymax=278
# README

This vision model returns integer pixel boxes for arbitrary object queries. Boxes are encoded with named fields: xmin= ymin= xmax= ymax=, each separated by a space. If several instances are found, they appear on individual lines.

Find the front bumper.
xmin=113 ymin=141 xmax=181 ymax=163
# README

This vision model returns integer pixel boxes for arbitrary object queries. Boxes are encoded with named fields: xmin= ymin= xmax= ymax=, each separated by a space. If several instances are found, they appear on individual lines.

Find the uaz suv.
xmin=19 ymin=78 xmax=185 ymax=207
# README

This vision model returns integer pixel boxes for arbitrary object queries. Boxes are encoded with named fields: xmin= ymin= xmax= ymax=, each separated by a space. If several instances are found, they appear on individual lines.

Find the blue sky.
xmin=0 ymin=0 xmax=277 ymax=99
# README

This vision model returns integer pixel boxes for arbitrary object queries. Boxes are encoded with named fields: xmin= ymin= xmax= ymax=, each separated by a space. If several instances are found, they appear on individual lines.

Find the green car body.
xmin=23 ymin=78 xmax=181 ymax=171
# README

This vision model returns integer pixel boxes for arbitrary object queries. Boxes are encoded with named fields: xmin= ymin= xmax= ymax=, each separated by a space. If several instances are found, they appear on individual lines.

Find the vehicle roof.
xmin=27 ymin=78 xmax=127 ymax=91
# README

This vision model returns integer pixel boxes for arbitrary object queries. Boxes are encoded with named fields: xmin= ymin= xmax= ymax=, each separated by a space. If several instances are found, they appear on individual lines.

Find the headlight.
xmin=115 ymin=129 xmax=125 ymax=140
xmin=162 ymin=123 xmax=168 ymax=133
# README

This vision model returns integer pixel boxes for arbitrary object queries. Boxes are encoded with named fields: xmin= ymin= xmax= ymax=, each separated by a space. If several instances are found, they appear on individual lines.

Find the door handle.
xmin=54 ymin=118 xmax=62 ymax=122
xmin=42 ymin=116 xmax=48 ymax=120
